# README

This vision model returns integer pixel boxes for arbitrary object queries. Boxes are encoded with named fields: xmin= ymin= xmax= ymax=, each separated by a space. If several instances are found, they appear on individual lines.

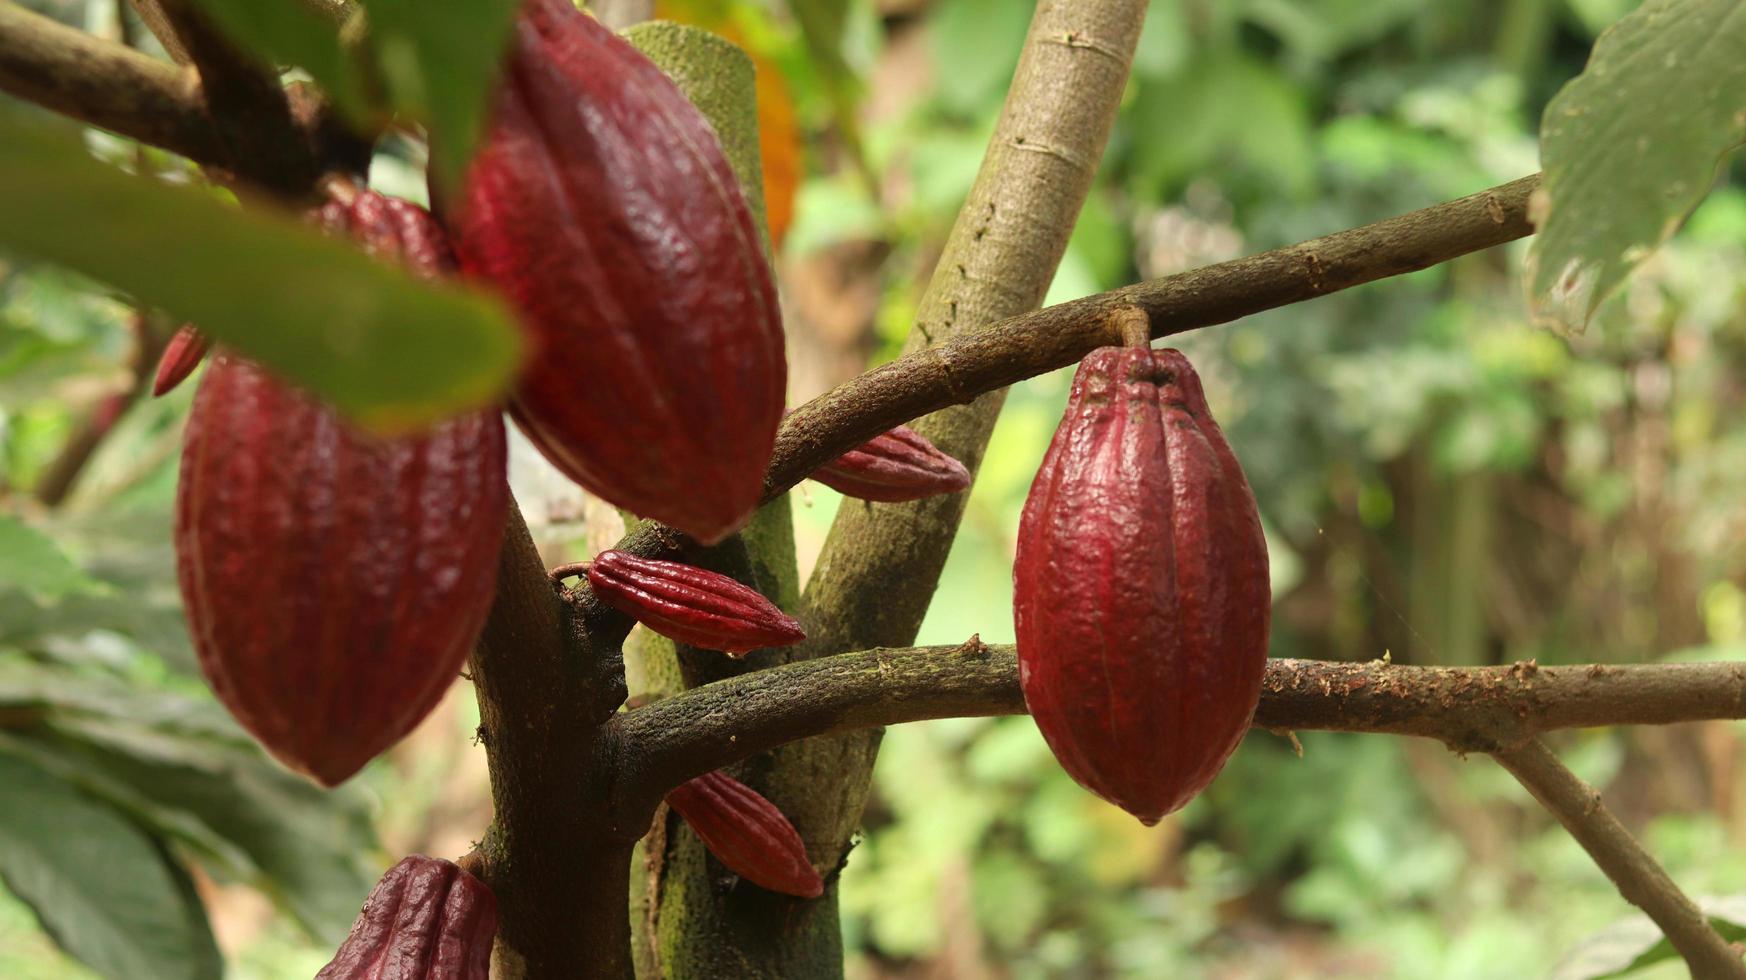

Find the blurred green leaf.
xmin=1526 ymin=0 xmax=1746 ymax=334
xmin=0 ymin=113 xmax=524 ymax=432
xmin=0 ymin=659 xmax=378 ymax=942
xmin=1551 ymin=895 xmax=1746 ymax=979
xmin=188 ymin=0 xmax=371 ymax=118
xmin=360 ymin=0 xmax=518 ymax=192
xmin=1128 ymin=52 xmax=1316 ymax=197
xmin=928 ymin=0 xmax=1031 ymax=115
xmin=0 ymin=751 xmax=221 ymax=980
xmin=0 ymin=517 xmax=103 ymax=602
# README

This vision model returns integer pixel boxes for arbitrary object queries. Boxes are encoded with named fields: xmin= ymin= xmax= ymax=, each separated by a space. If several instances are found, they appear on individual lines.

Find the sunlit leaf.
xmin=0 ymin=113 xmax=524 ymax=432
xmin=1550 ymin=895 xmax=1746 ymax=979
xmin=1526 ymin=0 xmax=1746 ymax=334
xmin=0 ymin=516 xmax=103 ymax=602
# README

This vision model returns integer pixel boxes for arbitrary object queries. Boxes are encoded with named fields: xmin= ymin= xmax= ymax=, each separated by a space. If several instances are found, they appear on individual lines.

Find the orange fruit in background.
xmin=656 ymin=0 xmax=801 ymax=249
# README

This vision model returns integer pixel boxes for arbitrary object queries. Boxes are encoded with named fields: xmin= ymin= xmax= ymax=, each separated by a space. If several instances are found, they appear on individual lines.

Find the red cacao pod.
xmin=668 ymin=770 xmax=824 ymax=899
xmin=585 ymin=549 xmax=803 ymax=655
xmin=175 ymin=191 xmax=508 ymax=786
xmin=152 ymin=324 xmax=209 ymax=397
xmin=1014 ymin=347 xmax=1269 ymax=825
xmin=317 ymin=855 xmax=497 ymax=980
xmin=438 ymin=0 xmax=785 ymax=545
xmin=808 ymin=423 xmax=972 ymax=503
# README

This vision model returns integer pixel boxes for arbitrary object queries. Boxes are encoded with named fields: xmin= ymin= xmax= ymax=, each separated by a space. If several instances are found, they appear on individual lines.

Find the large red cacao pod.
xmin=317 ymin=855 xmax=497 ymax=979
xmin=175 ymin=191 xmax=508 ymax=786
xmin=667 ymin=770 xmax=824 ymax=898
xmin=808 ymin=423 xmax=972 ymax=503
xmin=585 ymin=549 xmax=804 ymax=655
xmin=1014 ymin=347 xmax=1270 ymax=825
xmin=438 ymin=0 xmax=785 ymax=545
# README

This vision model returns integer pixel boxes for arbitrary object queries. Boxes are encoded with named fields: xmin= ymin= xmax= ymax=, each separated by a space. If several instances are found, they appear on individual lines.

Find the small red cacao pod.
xmin=175 ymin=191 xmax=508 ymax=786
xmin=1014 ymin=347 xmax=1270 ymax=826
xmin=438 ymin=0 xmax=785 ymax=545
xmin=667 ymin=770 xmax=824 ymax=899
xmin=317 ymin=855 xmax=497 ymax=980
xmin=585 ymin=549 xmax=803 ymax=655
xmin=152 ymin=324 xmax=210 ymax=397
xmin=808 ymin=424 xmax=972 ymax=503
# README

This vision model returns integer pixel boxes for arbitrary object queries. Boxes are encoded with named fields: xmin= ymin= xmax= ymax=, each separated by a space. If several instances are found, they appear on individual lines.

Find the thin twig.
xmin=0 ymin=1 xmax=224 ymax=163
xmin=1492 ymin=738 xmax=1745 ymax=979
xmin=612 ymin=647 xmax=1746 ymax=805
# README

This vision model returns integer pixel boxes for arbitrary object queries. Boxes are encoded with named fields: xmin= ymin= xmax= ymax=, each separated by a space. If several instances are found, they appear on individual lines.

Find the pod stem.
xmin=1110 ymin=306 xmax=1152 ymax=349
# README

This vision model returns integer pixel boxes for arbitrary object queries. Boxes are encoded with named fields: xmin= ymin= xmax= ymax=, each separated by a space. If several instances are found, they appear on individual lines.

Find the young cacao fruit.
xmin=317 ymin=855 xmax=497 ymax=980
xmin=1013 ymin=347 xmax=1270 ymax=825
xmin=584 ymin=549 xmax=804 ymax=655
xmin=437 ymin=0 xmax=786 ymax=545
xmin=175 ymin=190 xmax=509 ymax=786
xmin=667 ymin=770 xmax=824 ymax=899
xmin=152 ymin=324 xmax=209 ymax=397
xmin=808 ymin=423 xmax=972 ymax=503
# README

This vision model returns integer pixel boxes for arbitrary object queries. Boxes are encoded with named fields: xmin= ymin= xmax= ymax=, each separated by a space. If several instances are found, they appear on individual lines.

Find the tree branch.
xmin=615 ymin=645 xmax=1746 ymax=800
xmin=0 ymin=1 xmax=224 ymax=163
xmin=587 ymin=174 xmax=1541 ymax=643
xmin=1492 ymin=739 xmax=1746 ymax=979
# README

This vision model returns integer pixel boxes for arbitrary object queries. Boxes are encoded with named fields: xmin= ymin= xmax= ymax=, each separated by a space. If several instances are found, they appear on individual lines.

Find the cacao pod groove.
xmin=438 ymin=0 xmax=785 ymax=545
xmin=809 ymin=423 xmax=972 ymax=503
xmin=667 ymin=770 xmax=824 ymax=899
xmin=585 ymin=549 xmax=804 ymax=655
xmin=1014 ymin=347 xmax=1270 ymax=825
xmin=317 ymin=855 xmax=497 ymax=980
xmin=152 ymin=324 xmax=210 ymax=397
xmin=175 ymin=190 xmax=509 ymax=786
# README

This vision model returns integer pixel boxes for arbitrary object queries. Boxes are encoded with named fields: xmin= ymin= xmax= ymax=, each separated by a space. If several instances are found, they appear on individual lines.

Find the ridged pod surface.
xmin=152 ymin=324 xmax=210 ymax=397
xmin=175 ymin=191 xmax=508 ymax=786
xmin=667 ymin=770 xmax=824 ymax=899
xmin=316 ymin=855 xmax=497 ymax=980
xmin=439 ymin=0 xmax=785 ymax=544
xmin=585 ymin=549 xmax=803 ymax=655
xmin=809 ymin=423 xmax=972 ymax=503
xmin=1014 ymin=347 xmax=1270 ymax=825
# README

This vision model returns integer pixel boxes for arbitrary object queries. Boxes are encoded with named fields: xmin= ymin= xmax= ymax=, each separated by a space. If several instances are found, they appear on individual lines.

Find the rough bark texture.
xmin=618 ymin=649 xmax=1746 ymax=781
xmin=663 ymin=3 xmax=1149 ymax=975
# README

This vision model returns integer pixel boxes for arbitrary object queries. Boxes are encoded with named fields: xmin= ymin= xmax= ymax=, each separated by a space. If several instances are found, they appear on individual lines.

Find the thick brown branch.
xmin=0 ymin=1 xmax=224 ymax=163
xmin=1492 ymin=739 xmax=1745 ymax=979
xmin=590 ymin=175 xmax=1541 ymax=641
xmin=615 ymin=646 xmax=1746 ymax=802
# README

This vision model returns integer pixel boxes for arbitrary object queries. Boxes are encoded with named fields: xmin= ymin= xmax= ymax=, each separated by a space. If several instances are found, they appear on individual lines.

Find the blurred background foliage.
xmin=2 ymin=0 xmax=1745 ymax=977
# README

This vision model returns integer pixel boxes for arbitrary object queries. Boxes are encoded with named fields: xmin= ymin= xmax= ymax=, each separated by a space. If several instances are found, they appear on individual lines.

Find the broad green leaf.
xmin=0 ymin=660 xmax=379 ymax=941
xmin=1550 ymin=895 xmax=1746 ymax=979
xmin=0 ymin=752 xmax=221 ymax=980
xmin=0 ymin=516 xmax=103 ymax=601
xmin=361 ymin=0 xmax=519 ymax=192
xmin=0 ymin=113 xmax=524 ymax=432
xmin=1526 ymin=0 xmax=1746 ymax=334
xmin=188 ymin=0 xmax=371 ymax=120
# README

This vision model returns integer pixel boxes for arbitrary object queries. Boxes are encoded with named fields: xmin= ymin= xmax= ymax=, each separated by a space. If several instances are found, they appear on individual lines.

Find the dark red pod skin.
xmin=316 ymin=855 xmax=497 ymax=980
xmin=667 ymin=770 xmax=824 ymax=899
xmin=1014 ymin=347 xmax=1270 ymax=826
xmin=438 ymin=0 xmax=785 ymax=545
xmin=152 ymin=324 xmax=210 ymax=397
xmin=809 ymin=424 xmax=972 ymax=503
xmin=174 ymin=191 xmax=509 ymax=786
xmin=585 ymin=549 xmax=804 ymax=655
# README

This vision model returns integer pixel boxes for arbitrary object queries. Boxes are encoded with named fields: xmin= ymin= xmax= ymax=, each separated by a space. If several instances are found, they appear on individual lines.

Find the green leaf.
xmin=0 ymin=752 xmax=221 ymax=980
xmin=1550 ymin=895 xmax=1746 ymax=979
xmin=0 ymin=661 xmax=379 ymax=942
xmin=362 ymin=0 xmax=519 ymax=192
xmin=0 ymin=516 xmax=103 ymax=601
xmin=0 ymin=112 xmax=524 ymax=432
xmin=1526 ymin=0 xmax=1746 ymax=334
xmin=188 ymin=0 xmax=371 ymax=120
